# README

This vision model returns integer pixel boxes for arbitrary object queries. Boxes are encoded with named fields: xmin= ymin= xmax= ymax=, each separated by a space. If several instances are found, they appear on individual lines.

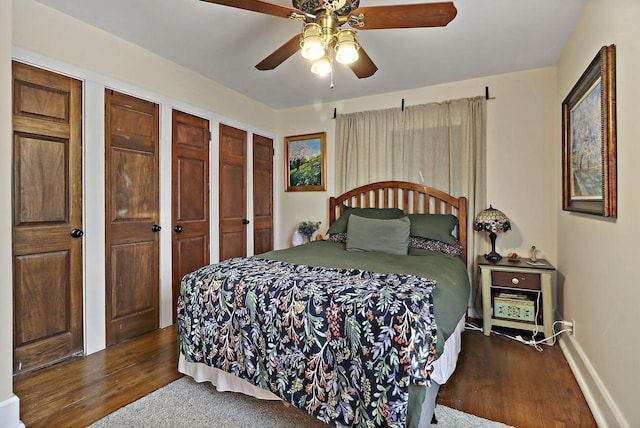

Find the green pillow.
xmin=327 ymin=207 xmax=405 ymax=234
xmin=408 ymin=214 xmax=458 ymax=244
xmin=346 ymin=215 xmax=410 ymax=255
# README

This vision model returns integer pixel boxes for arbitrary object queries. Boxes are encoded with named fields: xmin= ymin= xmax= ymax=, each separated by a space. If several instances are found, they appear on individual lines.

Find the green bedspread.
xmin=260 ymin=240 xmax=470 ymax=357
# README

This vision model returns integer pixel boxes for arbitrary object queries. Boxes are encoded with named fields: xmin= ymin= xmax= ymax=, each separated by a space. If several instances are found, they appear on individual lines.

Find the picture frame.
xmin=285 ymin=132 xmax=326 ymax=192
xmin=562 ymin=44 xmax=617 ymax=218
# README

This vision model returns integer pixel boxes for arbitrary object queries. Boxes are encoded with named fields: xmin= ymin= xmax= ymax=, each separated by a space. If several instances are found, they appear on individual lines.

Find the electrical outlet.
xmin=562 ymin=320 xmax=574 ymax=336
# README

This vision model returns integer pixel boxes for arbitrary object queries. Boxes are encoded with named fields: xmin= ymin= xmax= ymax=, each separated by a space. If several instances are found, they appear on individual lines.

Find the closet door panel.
xmin=12 ymin=61 xmax=83 ymax=373
xmin=172 ymin=110 xmax=210 ymax=322
xmin=253 ymin=134 xmax=274 ymax=255
xmin=219 ymin=124 xmax=247 ymax=261
xmin=105 ymin=90 xmax=159 ymax=346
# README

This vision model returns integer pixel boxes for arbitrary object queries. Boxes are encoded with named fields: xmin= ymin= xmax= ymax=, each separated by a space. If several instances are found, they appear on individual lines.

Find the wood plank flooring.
xmin=438 ymin=326 xmax=597 ymax=427
xmin=14 ymin=324 xmax=596 ymax=428
xmin=14 ymin=326 xmax=182 ymax=428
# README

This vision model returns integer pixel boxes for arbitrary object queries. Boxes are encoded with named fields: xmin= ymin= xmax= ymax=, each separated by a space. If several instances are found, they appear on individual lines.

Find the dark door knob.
xmin=70 ymin=228 xmax=84 ymax=238
xmin=151 ymin=224 xmax=162 ymax=232
xmin=242 ymin=219 xmax=250 ymax=225
xmin=174 ymin=225 xmax=184 ymax=233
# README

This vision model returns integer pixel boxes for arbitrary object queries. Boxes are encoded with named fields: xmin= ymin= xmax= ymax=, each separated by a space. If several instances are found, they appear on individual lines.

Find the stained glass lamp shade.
xmin=474 ymin=205 xmax=511 ymax=261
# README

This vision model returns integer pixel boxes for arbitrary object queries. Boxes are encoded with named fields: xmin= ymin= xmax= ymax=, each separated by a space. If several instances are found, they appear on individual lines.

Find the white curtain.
xmin=335 ymin=96 xmax=487 ymax=315
xmin=335 ymin=107 xmax=405 ymax=192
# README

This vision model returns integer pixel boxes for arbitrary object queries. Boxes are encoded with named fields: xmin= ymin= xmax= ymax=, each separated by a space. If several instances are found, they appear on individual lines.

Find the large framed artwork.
xmin=285 ymin=132 xmax=326 ymax=192
xmin=562 ymin=44 xmax=617 ymax=218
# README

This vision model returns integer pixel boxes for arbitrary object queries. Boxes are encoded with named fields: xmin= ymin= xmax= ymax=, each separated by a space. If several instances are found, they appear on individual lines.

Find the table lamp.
xmin=474 ymin=205 xmax=511 ymax=261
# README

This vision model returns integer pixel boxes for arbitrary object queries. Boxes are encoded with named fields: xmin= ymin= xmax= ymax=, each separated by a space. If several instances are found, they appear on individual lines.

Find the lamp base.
xmin=484 ymin=251 xmax=502 ymax=261
xmin=484 ymin=232 xmax=502 ymax=261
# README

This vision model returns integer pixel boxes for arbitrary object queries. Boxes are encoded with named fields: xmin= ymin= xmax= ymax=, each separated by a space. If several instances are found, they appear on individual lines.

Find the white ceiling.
xmin=34 ymin=0 xmax=586 ymax=109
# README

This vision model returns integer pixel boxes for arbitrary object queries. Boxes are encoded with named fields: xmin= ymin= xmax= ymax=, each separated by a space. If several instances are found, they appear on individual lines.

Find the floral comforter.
xmin=177 ymin=257 xmax=437 ymax=428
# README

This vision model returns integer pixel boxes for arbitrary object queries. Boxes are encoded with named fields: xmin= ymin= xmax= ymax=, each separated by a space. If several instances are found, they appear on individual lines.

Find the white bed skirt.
xmin=178 ymin=315 xmax=465 ymax=399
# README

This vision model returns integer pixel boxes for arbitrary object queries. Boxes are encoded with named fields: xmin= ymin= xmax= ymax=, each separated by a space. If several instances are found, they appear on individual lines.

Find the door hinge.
xmin=209 ymin=131 xmax=212 ymax=142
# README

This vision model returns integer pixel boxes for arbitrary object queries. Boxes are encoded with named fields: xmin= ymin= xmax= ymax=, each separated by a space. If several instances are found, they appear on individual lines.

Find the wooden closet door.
xmin=105 ymin=90 xmax=159 ymax=346
xmin=171 ymin=110 xmax=210 ymax=322
xmin=253 ymin=134 xmax=274 ymax=255
xmin=219 ymin=124 xmax=247 ymax=261
xmin=12 ymin=61 xmax=83 ymax=373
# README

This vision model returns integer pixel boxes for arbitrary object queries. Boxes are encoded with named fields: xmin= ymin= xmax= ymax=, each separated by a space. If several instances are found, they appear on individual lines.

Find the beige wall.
xmin=557 ymin=1 xmax=640 ymax=426
xmin=1 ymin=0 xmax=14 ymax=417
xmin=275 ymin=67 xmax=560 ymax=266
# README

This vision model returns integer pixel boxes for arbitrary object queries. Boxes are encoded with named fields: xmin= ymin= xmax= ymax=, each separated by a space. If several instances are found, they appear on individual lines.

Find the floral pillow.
xmin=328 ymin=232 xmax=347 ymax=243
xmin=408 ymin=236 xmax=463 ymax=257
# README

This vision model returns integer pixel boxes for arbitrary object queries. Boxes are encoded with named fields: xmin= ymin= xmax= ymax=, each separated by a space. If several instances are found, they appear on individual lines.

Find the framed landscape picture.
xmin=285 ymin=132 xmax=326 ymax=192
xmin=562 ymin=44 xmax=617 ymax=217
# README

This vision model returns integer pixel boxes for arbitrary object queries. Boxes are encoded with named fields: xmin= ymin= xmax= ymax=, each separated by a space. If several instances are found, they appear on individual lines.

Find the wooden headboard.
xmin=329 ymin=181 xmax=468 ymax=263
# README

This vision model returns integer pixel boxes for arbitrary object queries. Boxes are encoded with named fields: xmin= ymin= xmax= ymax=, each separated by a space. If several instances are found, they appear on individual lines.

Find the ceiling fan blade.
xmin=349 ymin=2 xmax=457 ymax=30
xmin=349 ymin=46 xmax=378 ymax=78
xmin=255 ymin=35 xmax=301 ymax=70
xmin=200 ymin=0 xmax=302 ymax=19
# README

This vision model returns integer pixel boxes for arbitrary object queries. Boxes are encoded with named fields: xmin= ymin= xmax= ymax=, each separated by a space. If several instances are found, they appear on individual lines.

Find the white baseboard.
xmin=0 ymin=395 xmax=25 ymax=428
xmin=559 ymin=335 xmax=628 ymax=428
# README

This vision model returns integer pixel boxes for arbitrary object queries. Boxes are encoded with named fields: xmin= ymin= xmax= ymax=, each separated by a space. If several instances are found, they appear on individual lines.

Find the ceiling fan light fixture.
xmin=335 ymin=29 xmax=359 ymax=65
xmin=300 ymin=23 xmax=325 ymax=60
xmin=311 ymin=55 xmax=332 ymax=76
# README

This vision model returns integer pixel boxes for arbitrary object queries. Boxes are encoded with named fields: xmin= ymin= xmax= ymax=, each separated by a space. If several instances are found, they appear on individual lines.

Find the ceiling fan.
xmin=201 ymin=0 xmax=457 ymax=78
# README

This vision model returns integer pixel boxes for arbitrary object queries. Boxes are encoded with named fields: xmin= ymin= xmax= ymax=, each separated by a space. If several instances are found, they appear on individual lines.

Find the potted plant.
xmin=297 ymin=220 xmax=321 ymax=243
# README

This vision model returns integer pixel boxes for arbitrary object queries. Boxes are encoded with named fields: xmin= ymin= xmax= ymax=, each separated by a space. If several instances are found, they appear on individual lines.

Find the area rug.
xmin=90 ymin=377 xmax=513 ymax=428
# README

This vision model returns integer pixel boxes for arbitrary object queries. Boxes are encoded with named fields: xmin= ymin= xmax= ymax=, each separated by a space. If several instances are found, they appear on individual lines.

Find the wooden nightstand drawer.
xmin=491 ymin=271 xmax=541 ymax=290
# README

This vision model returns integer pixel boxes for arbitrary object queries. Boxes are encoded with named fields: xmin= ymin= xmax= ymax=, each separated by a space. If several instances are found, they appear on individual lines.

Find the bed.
xmin=177 ymin=181 xmax=470 ymax=428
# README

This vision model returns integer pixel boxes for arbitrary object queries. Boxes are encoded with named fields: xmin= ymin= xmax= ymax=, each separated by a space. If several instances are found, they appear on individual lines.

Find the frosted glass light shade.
xmin=311 ymin=56 xmax=332 ymax=75
xmin=335 ymin=29 xmax=359 ymax=64
xmin=300 ymin=23 xmax=325 ymax=60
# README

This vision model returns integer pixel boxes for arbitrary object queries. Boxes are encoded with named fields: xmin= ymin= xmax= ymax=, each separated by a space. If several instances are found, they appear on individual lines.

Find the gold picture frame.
xmin=285 ymin=132 xmax=326 ymax=192
xmin=562 ymin=44 xmax=617 ymax=217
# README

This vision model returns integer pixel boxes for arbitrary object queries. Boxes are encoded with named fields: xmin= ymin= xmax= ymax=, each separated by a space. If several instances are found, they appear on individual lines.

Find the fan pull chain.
xmin=330 ymin=69 xmax=334 ymax=89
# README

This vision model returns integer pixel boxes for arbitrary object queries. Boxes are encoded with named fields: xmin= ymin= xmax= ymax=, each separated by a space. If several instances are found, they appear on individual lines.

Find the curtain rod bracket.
xmin=485 ymin=86 xmax=495 ymax=100
xmin=401 ymin=98 xmax=405 ymax=111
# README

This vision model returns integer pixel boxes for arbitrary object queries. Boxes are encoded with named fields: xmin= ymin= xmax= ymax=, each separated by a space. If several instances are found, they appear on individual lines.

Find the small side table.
xmin=478 ymin=256 xmax=556 ymax=345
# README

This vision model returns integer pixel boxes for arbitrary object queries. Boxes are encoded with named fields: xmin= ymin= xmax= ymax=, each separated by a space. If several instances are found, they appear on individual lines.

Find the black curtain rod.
xmin=333 ymin=90 xmax=494 ymax=118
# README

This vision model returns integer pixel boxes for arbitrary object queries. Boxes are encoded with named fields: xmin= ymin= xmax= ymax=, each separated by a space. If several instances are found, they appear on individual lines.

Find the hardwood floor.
xmin=14 ymin=324 xmax=596 ymax=428
xmin=13 ymin=326 xmax=182 ymax=428
xmin=438 ymin=326 xmax=597 ymax=427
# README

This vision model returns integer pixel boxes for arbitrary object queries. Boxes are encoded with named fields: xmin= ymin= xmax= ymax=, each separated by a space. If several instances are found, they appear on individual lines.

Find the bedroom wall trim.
xmin=559 ymin=335 xmax=628 ymax=428
xmin=0 ymin=395 xmax=24 ymax=428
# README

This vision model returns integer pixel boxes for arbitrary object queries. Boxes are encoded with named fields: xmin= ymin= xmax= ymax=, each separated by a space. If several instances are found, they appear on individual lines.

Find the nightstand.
xmin=478 ymin=256 xmax=556 ymax=345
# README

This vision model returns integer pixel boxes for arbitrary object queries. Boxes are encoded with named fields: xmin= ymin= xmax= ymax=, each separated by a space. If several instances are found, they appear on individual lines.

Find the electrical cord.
xmin=465 ymin=319 xmax=572 ymax=351
xmin=464 ymin=322 xmax=483 ymax=332
xmin=492 ymin=321 xmax=573 ymax=352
